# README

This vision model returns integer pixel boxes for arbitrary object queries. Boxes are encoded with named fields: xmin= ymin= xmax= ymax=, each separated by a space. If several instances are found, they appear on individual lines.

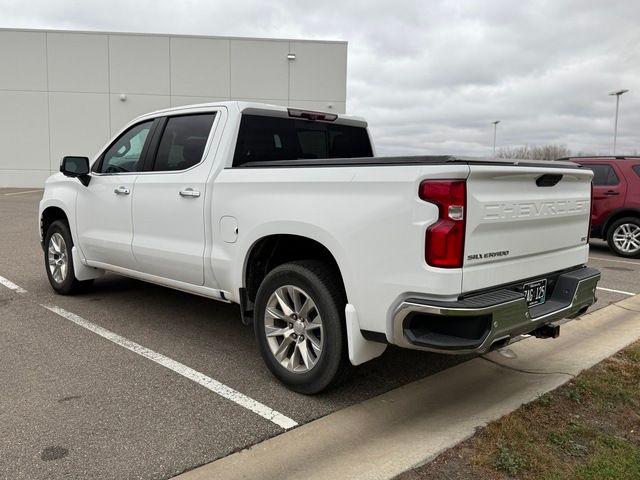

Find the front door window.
xmin=98 ymin=121 xmax=153 ymax=173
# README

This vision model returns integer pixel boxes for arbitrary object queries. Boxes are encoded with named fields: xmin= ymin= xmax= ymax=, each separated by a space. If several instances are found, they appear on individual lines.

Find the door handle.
xmin=604 ymin=191 xmax=620 ymax=196
xmin=114 ymin=186 xmax=130 ymax=195
xmin=179 ymin=188 xmax=201 ymax=198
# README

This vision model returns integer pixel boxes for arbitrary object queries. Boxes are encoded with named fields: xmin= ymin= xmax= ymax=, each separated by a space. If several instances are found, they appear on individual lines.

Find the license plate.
xmin=523 ymin=279 xmax=547 ymax=308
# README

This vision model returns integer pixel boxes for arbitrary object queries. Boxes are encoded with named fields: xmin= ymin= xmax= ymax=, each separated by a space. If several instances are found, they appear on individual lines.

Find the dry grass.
xmin=399 ymin=341 xmax=640 ymax=480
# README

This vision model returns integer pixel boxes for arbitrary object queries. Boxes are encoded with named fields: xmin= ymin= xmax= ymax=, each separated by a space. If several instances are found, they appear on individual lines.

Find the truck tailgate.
xmin=463 ymin=164 xmax=592 ymax=292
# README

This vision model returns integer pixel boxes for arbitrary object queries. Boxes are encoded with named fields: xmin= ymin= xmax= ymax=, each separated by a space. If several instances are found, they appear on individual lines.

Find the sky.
xmin=1 ymin=0 xmax=638 ymax=156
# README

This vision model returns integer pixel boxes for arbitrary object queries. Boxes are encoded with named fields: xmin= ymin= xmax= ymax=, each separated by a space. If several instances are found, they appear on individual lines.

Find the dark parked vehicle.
xmin=565 ymin=156 xmax=640 ymax=257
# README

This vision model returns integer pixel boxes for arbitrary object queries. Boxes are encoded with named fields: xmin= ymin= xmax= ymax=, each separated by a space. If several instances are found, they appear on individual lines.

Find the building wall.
xmin=0 ymin=29 xmax=347 ymax=187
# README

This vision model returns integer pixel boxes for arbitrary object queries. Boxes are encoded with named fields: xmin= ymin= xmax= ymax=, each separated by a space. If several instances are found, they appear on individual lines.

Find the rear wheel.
xmin=254 ymin=260 xmax=348 ymax=394
xmin=44 ymin=220 xmax=93 ymax=294
xmin=607 ymin=217 xmax=640 ymax=258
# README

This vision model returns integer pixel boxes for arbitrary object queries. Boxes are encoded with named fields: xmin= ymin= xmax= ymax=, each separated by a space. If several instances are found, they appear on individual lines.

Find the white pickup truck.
xmin=39 ymin=101 xmax=600 ymax=393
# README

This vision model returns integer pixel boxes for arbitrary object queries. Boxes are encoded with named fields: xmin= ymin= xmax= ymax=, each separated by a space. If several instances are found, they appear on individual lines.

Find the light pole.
xmin=492 ymin=120 xmax=501 ymax=157
xmin=609 ymin=89 xmax=629 ymax=155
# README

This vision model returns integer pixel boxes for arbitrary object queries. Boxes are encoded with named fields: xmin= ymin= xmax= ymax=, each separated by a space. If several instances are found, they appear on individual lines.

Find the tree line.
xmin=497 ymin=145 xmax=638 ymax=160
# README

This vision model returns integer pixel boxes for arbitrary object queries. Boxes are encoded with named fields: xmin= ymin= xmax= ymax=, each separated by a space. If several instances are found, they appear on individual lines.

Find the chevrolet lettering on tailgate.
xmin=483 ymin=199 xmax=589 ymax=221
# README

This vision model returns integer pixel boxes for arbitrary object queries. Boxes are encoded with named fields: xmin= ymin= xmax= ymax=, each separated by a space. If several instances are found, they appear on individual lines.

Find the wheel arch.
xmin=40 ymin=206 xmax=70 ymax=250
xmin=603 ymin=208 xmax=640 ymax=237
xmin=243 ymin=234 xmax=348 ymax=307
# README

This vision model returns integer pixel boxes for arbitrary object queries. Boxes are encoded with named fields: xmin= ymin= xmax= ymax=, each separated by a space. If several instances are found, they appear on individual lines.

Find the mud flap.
xmin=72 ymin=246 xmax=104 ymax=281
xmin=345 ymin=304 xmax=387 ymax=366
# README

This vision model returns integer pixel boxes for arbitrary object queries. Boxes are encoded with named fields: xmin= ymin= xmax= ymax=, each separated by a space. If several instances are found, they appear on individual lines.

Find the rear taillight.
xmin=419 ymin=180 xmax=466 ymax=268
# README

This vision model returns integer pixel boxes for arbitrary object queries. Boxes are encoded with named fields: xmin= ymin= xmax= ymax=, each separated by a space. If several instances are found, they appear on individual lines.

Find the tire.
xmin=253 ymin=260 xmax=349 ymax=394
xmin=606 ymin=217 xmax=640 ymax=258
xmin=44 ymin=220 xmax=93 ymax=294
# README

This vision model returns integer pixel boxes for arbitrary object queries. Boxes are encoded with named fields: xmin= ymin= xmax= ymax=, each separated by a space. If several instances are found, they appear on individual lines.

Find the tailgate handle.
xmin=536 ymin=174 xmax=563 ymax=187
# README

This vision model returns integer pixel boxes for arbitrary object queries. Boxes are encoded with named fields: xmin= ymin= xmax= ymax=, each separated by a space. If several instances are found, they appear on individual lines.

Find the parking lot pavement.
xmin=1 ymin=286 xmax=282 ymax=479
xmin=1 ymin=188 xmax=638 ymax=479
xmin=587 ymin=239 xmax=639 ymax=308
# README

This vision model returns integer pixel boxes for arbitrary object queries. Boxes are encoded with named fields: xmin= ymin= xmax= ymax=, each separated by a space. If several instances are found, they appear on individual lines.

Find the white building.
xmin=0 ymin=28 xmax=348 ymax=187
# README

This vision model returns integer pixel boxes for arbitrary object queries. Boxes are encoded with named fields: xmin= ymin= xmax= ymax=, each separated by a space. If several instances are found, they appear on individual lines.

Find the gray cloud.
xmin=1 ymin=0 xmax=638 ymax=156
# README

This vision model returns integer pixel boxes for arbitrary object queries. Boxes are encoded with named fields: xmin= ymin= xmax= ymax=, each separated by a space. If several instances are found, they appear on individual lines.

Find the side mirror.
xmin=60 ymin=156 xmax=91 ymax=186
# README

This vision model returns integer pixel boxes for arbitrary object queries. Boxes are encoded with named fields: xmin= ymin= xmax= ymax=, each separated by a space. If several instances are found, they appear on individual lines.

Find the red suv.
xmin=564 ymin=157 xmax=640 ymax=257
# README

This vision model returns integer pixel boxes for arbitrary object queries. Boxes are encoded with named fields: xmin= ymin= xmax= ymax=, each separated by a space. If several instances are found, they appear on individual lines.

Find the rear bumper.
xmin=391 ymin=266 xmax=600 ymax=354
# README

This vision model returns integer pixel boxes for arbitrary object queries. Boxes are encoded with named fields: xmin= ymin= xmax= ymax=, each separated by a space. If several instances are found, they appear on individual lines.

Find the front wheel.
xmin=607 ymin=217 xmax=640 ymax=258
xmin=44 ymin=220 xmax=93 ymax=294
xmin=253 ymin=260 xmax=348 ymax=394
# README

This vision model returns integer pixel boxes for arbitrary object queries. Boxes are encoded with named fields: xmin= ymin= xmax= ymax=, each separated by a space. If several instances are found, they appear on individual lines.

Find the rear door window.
xmin=233 ymin=114 xmax=373 ymax=167
xmin=152 ymin=114 xmax=215 ymax=172
xmin=633 ymin=165 xmax=640 ymax=178
xmin=582 ymin=164 xmax=619 ymax=186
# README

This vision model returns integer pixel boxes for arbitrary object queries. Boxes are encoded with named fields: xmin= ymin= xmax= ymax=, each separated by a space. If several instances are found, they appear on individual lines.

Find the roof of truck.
xmin=139 ymin=101 xmax=368 ymax=127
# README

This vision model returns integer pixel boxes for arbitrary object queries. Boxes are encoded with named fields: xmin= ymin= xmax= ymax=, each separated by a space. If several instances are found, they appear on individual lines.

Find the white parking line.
xmin=3 ymin=189 xmax=43 ymax=196
xmin=596 ymin=286 xmax=636 ymax=297
xmin=0 ymin=275 xmax=28 ymax=294
xmin=589 ymin=256 xmax=640 ymax=266
xmin=41 ymin=304 xmax=298 ymax=430
xmin=0 ymin=275 xmax=297 ymax=430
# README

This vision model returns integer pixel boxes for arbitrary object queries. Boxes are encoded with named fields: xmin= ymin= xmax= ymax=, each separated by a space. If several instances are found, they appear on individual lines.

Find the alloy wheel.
xmin=264 ymin=285 xmax=324 ymax=373
xmin=612 ymin=223 xmax=640 ymax=254
xmin=48 ymin=232 xmax=69 ymax=284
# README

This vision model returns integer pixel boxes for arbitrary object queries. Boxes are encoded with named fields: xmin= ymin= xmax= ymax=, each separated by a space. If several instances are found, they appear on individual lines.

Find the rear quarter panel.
xmin=623 ymin=162 xmax=640 ymax=210
xmin=211 ymin=164 xmax=469 ymax=336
